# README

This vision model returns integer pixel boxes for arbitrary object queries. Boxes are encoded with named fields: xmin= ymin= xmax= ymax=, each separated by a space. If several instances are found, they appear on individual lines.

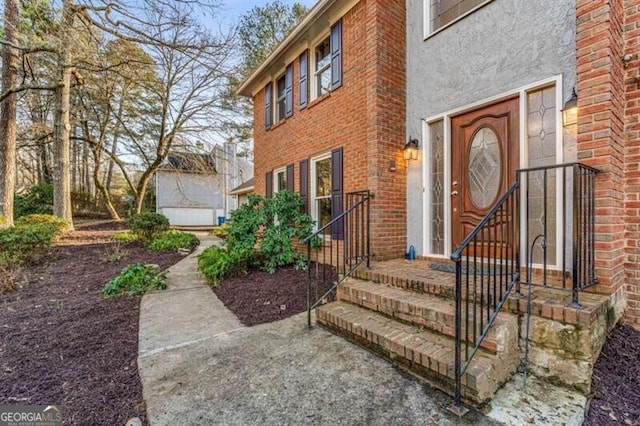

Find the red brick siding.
xmin=252 ymin=0 xmax=406 ymax=260
xmin=624 ymin=1 xmax=640 ymax=327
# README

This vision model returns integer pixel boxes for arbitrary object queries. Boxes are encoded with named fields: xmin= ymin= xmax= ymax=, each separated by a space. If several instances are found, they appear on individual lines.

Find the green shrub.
xmin=148 ymin=231 xmax=199 ymax=252
xmin=209 ymin=224 xmax=228 ymax=239
xmin=14 ymin=214 xmax=71 ymax=234
xmin=128 ymin=212 xmax=169 ymax=243
xmin=226 ymin=191 xmax=314 ymax=273
xmin=0 ymin=222 xmax=60 ymax=266
xmin=102 ymin=263 xmax=167 ymax=297
xmin=14 ymin=183 xmax=53 ymax=218
xmin=198 ymin=246 xmax=251 ymax=286
xmin=110 ymin=231 xmax=138 ymax=243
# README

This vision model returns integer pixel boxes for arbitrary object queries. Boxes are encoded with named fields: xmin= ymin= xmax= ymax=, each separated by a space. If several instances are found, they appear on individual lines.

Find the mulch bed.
xmin=0 ymin=222 xmax=185 ymax=426
xmin=212 ymin=263 xmax=335 ymax=326
xmin=584 ymin=323 xmax=640 ymax=426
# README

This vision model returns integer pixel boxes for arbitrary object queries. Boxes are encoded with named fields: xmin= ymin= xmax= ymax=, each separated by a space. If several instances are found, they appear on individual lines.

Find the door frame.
xmin=421 ymin=75 xmax=565 ymax=267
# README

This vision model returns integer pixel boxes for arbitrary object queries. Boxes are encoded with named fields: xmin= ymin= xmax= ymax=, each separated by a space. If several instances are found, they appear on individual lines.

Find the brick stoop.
xmin=316 ymin=258 xmax=622 ymax=404
xmin=316 ymin=278 xmax=520 ymax=403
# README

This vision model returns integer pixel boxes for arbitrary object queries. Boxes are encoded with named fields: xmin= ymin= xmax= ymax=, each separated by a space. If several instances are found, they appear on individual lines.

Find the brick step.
xmin=352 ymin=263 xmax=457 ymax=298
xmin=316 ymin=302 xmax=518 ymax=403
xmin=338 ymin=279 xmax=518 ymax=355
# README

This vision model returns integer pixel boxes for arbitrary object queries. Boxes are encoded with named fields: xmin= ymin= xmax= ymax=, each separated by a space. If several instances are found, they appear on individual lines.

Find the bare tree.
xmin=0 ymin=0 xmax=20 ymax=227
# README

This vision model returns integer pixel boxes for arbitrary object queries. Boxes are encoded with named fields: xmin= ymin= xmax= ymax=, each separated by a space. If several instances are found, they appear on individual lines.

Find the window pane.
xmin=430 ymin=120 xmax=445 ymax=255
xmin=315 ymin=38 xmax=330 ymax=70
xmin=277 ymin=171 xmax=287 ymax=191
xmin=430 ymin=0 xmax=487 ymax=32
xmin=276 ymin=75 xmax=286 ymax=121
xmin=315 ymin=158 xmax=331 ymax=197
xmin=526 ymin=86 xmax=557 ymax=265
xmin=317 ymin=198 xmax=332 ymax=235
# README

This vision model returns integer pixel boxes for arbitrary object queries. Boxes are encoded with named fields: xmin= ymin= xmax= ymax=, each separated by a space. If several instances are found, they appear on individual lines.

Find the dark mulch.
xmin=584 ymin=324 xmax=640 ymax=426
xmin=0 ymin=223 xmax=185 ymax=426
xmin=212 ymin=264 xmax=335 ymax=326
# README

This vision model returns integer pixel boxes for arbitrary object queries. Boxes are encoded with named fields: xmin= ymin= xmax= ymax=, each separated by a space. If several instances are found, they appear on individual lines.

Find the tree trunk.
xmin=82 ymin=123 xmax=120 ymax=220
xmin=0 ymin=0 xmax=19 ymax=227
xmin=52 ymin=0 xmax=74 ymax=228
xmin=106 ymin=96 xmax=125 ymax=192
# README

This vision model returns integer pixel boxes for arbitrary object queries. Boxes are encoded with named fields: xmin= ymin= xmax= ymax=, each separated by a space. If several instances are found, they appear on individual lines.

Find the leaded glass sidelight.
xmin=430 ymin=120 xmax=445 ymax=254
xmin=468 ymin=127 xmax=501 ymax=209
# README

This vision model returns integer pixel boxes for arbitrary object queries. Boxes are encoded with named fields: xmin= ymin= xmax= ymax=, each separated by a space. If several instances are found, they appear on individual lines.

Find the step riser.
xmin=337 ymin=283 xmax=519 ymax=355
xmin=316 ymin=304 xmax=518 ymax=403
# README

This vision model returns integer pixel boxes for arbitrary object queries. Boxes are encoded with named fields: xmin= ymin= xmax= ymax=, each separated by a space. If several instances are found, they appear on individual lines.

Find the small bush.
xmin=198 ymin=246 xmax=251 ymax=286
xmin=15 ymin=214 xmax=71 ymax=234
xmin=128 ymin=212 xmax=169 ymax=243
xmin=148 ymin=230 xmax=199 ymax=252
xmin=209 ymin=224 xmax=228 ymax=239
xmin=14 ymin=183 xmax=53 ymax=218
xmin=0 ymin=265 xmax=23 ymax=294
xmin=102 ymin=263 xmax=167 ymax=297
xmin=111 ymin=231 xmax=138 ymax=243
xmin=0 ymin=217 xmax=68 ymax=267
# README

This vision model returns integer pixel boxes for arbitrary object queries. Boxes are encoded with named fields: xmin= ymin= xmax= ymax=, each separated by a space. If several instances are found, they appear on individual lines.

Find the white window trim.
xmin=310 ymin=152 xmax=332 ymax=233
xmin=421 ymin=75 xmax=564 ymax=270
xmin=273 ymin=166 xmax=287 ymax=194
xmin=275 ymin=72 xmax=287 ymax=124
xmin=423 ymin=0 xmax=494 ymax=40
xmin=310 ymin=34 xmax=331 ymax=101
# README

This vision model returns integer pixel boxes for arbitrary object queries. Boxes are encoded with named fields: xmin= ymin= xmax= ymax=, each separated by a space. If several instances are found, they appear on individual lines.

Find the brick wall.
xmin=576 ymin=0 xmax=626 ymax=295
xmin=577 ymin=0 xmax=640 ymax=326
xmin=624 ymin=1 xmax=640 ymax=327
xmin=252 ymin=0 xmax=406 ymax=260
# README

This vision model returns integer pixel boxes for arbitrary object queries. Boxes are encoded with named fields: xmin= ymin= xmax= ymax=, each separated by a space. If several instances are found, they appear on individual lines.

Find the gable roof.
xmin=160 ymin=152 xmax=217 ymax=174
xmin=237 ymin=0 xmax=357 ymax=97
xmin=229 ymin=177 xmax=255 ymax=195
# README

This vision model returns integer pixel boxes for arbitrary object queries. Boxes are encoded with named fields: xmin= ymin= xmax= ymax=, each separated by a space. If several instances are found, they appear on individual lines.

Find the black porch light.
xmin=562 ymin=88 xmax=578 ymax=127
xmin=404 ymin=137 xmax=419 ymax=161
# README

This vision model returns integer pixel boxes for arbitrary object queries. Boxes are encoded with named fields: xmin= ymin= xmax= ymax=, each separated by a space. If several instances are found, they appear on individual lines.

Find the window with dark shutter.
xmin=285 ymin=64 xmax=293 ymax=118
xmin=265 ymin=171 xmax=273 ymax=198
xmin=286 ymin=164 xmax=294 ymax=191
xmin=265 ymin=83 xmax=273 ymax=130
xmin=299 ymin=50 xmax=308 ymax=109
xmin=330 ymin=20 xmax=343 ymax=91
xmin=330 ymin=147 xmax=343 ymax=240
xmin=299 ymin=159 xmax=309 ymax=213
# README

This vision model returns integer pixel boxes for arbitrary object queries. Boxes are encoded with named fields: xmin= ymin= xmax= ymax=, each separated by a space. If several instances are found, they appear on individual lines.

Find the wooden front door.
xmin=451 ymin=97 xmax=519 ymax=251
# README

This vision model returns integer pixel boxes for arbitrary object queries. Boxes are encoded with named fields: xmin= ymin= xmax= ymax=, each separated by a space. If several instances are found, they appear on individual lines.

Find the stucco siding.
xmin=406 ymin=0 xmax=577 ymax=254
xmin=156 ymin=171 xmax=223 ymax=210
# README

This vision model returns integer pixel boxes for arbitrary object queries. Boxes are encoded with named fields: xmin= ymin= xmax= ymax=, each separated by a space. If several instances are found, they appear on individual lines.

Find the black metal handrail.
xmin=517 ymin=162 xmax=598 ymax=304
xmin=450 ymin=162 xmax=598 ymax=411
xmin=303 ymin=190 xmax=372 ymax=329
xmin=450 ymin=182 xmax=521 ymax=412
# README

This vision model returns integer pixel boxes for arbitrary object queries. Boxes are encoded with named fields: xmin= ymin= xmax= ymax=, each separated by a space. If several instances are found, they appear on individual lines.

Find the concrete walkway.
xmin=137 ymin=235 xmax=585 ymax=426
xmin=137 ymin=235 xmax=494 ymax=425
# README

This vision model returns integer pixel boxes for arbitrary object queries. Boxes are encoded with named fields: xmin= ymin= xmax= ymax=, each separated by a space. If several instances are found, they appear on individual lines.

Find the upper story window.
xmin=425 ymin=0 xmax=491 ymax=37
xmin=314 ymin=37 xmax=331 ymax=98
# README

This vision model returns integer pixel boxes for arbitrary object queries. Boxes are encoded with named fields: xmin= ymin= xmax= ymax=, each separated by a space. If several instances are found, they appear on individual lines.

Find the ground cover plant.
xmin=147 ymin=230 xmax=199 ymax=252
xmin=0 ymin=221 xmax=185 ymax=425
xmin=102 ymin=263 xmax=167 ymax=297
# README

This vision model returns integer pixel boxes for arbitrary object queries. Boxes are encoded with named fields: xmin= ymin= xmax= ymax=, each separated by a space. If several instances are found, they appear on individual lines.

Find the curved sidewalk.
xmin=136 ymin=235 xmax=584 ymax=425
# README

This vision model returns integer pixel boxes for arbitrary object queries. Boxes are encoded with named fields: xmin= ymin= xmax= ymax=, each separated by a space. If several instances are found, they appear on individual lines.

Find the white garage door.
xmin=161 ymin=207 xmax=215 ymax=226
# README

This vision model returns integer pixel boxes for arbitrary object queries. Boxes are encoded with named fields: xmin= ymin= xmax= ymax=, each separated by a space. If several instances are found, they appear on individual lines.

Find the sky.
xmin=222 ymin=0 xmax=319 ymax=20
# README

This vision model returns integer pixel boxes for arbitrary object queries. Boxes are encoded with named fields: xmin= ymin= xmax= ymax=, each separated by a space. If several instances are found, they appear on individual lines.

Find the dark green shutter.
xmin=286 ymin=164 xmax=294 ymax=191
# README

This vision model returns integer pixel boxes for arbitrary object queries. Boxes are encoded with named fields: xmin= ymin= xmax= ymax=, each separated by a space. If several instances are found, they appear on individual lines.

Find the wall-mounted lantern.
xmin=404 ymin=137 xmax=419 ymax=161
xmin=562 ymin=88 xmax=578 ymax=127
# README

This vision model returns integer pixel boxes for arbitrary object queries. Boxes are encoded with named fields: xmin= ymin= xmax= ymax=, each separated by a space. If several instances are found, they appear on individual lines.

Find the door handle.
xmin=451 ymin=191 xmax=459 ymax=196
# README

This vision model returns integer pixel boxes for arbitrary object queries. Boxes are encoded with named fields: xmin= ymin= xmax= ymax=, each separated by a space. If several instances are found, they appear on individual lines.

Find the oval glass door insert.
xmin=468 ymin=127 xmax=501 ymax=209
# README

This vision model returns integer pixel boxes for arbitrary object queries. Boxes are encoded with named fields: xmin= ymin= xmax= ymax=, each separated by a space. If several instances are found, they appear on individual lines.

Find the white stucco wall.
xmin=156 ymin=171 xmax=223 ymax=225
xmin=406 ymin=0 xmax=577 ymax=254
